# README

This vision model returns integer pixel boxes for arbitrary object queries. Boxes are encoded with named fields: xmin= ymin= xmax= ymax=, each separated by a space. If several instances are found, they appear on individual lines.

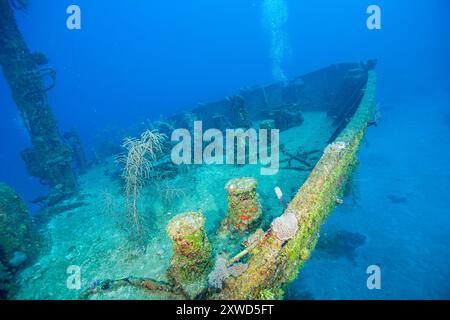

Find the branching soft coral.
xmin=117 ymin=130 xmax=166 ymax=242
xmin=158 ymin=180 xmax=187 ymax=212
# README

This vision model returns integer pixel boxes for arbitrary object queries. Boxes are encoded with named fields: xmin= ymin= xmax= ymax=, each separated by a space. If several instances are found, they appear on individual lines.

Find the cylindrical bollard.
xmin=223 ymin=178 xmax=262 ymax=233
xmin=166 ymin=211 xmax=212 ymax=286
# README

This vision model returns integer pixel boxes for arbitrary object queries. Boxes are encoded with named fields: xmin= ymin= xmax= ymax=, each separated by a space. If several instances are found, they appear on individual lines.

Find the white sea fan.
xmin=208 ymin=257 xmax=249 ymax=289
xmin=271 ymin=209 xmax=299 ymax=241
xmin=208 ymin=257 xmax=228 ymax=290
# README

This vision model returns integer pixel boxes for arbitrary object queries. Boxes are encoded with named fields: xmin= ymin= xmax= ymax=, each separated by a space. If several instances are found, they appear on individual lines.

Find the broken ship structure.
xmin=0 ymin=0 xmax=378 ymax=302
xmin=0 ymin=0 xmax=88 ymax=206
xmin=215 ymin=67 xmax=377 ymax=299
xmin=173 ymin=62 xmax=376 ymax=300
xmin=83 ymin=61 xmax=377 ymax=300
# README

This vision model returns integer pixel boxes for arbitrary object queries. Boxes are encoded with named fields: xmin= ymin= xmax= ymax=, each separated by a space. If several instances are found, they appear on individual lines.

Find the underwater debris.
xmin=170 ymin=121 xmax=280 ymax=175
xmin=181 ymin=112 xmax=198 ymax=131
xmin=63 ymin=129 xmax=88 ymax=174
xmin=243 ymin=228 xmax=266 ymax=249
xmin=151 ymin=118 xmax=176 ymax=138
xmin=274 ymin=186 xmax=287 ymax=209
xmin=228 ymin=95 xmax=251 ymax=128
xmin=116 ymin=129 xmax=166 ymax=242
xmin=166 ymin=211 xmax=212 ymax=289
xmin=44 ymin=200 xmax=86 ymax=216
xmin=221 ymin=178 xmax=262 ymax=233
xmin=22 ymin=68 xmax=57 ymax=99
xmin=29 ymin=52 xmax=48 ymax=66
xmin=316 ymin=230 xmax=367 ymax=262
xmin=328 ymin=72 xmax=368 ymax=143
xmin=212 ymin=113 xmax=232 ymax=131
xmin=145 ymin=153 xmax=184 ymax=180
xmin=280 ymin=145 xmax=319 ymax=171
xmin=32 ymin=187 xmax=88 ymax=211
xmin=259 ymin=119 xmax=276 ymax=130
xmin=269 ymin=106 xmax=304 ymax=131
xmin=227 ymin=228 xmax=266 ymax=267
xmin=364 ymin=59 xmax=378 ymax=71
xmin=80 ymin=276 xmax=186 ymax=300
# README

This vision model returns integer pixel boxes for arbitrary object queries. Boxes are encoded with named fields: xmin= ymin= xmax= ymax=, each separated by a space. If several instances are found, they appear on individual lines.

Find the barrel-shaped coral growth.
xmin=223 ymin=178 xmax=262 ymax=233
xmin=166 ymin=211 xmax=212 ymax=286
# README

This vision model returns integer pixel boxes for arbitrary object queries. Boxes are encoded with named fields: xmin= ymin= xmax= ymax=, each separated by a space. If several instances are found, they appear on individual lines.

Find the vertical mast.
xmin=0 ymin=0 xmax=77 ymax=196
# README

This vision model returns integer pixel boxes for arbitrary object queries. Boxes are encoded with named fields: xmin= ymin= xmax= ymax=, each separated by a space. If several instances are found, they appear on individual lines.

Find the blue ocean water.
xmin=1 ymin=0 xmax=449 ymax=299
xmin=286 ymin=96 xmax=450 ymax=299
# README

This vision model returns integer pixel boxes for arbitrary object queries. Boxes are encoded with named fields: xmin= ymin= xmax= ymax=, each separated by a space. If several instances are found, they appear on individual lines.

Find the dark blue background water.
xmin=1 ymin=0 xmax=449 ymax=299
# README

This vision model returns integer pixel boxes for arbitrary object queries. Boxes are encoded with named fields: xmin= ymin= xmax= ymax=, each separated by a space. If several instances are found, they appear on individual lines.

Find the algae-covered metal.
xmin=222 ymin=178 xmax=262 ymax=233
xmin=0 ymin=0 xmax=77 ymax=195
xmin=167 ymin=211 xmax=213 ymax=297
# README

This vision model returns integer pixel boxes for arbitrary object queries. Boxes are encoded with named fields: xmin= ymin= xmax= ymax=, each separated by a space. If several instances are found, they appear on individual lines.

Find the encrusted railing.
xmin=217 ymin=71 xmax=377 ymax=300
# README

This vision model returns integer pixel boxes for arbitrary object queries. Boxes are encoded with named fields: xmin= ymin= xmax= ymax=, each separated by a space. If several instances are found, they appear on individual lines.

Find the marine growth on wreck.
xmin=0 ymin=2 xmax=376 ymax=300
xmin=9 ymin=0 xmax=441 ymax=303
